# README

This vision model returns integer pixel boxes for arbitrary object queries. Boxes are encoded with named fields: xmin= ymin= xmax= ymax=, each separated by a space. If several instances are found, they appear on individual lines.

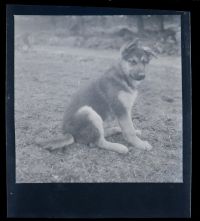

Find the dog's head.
xmin=120 ymin=39 xmax=157 ymax=81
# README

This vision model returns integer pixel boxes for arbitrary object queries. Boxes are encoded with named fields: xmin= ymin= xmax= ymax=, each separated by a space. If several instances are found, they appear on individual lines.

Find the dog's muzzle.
xmin=131 ymin=73 xmax=145 ymax=81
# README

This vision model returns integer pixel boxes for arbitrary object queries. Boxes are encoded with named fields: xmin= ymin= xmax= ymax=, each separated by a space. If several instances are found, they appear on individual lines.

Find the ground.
xmin=15 ymin=45 xmax=182 ymax=183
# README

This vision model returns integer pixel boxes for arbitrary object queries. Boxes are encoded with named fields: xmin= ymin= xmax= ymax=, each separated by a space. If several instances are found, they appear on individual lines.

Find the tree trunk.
xmin=156 ymin=15 xmax=165 ymax=31
xmin=137 ymin=16 xmax=144 ymax=34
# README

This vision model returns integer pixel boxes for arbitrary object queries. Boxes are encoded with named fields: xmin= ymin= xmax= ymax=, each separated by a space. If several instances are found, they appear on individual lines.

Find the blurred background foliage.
xmin=15 ymin=15 xmax=181 ymax=55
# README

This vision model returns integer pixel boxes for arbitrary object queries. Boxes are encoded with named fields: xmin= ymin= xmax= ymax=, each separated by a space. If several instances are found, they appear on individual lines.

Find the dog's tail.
xmin=35 ymin=133 xmax=74 ymax=151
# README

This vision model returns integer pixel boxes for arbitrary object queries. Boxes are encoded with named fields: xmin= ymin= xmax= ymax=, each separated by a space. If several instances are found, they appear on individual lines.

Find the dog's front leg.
xmin=117 ymin=113 xmax=152 ymax=150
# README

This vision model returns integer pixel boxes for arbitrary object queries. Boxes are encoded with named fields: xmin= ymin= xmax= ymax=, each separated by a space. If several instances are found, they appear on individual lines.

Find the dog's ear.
xmin=125 ymin=38 xmax=140 ymax=51
xmin=142 ymin=46 xmax=157 ymax=59
xmin=120 ymin=38 xmax=139 ymax=60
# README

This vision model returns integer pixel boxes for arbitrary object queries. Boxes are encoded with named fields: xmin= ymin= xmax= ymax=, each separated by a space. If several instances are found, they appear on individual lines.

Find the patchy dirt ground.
xmin=15 ymin=45 xmax=182 ymax=183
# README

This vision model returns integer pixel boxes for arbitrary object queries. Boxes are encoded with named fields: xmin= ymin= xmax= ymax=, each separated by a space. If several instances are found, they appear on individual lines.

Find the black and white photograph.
xmin=14 ymin=14 xmax=183 ymax=183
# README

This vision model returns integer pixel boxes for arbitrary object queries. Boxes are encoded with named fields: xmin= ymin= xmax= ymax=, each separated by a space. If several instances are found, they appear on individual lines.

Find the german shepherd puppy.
xmin=37 ymin=39 xmax=156 ymax=154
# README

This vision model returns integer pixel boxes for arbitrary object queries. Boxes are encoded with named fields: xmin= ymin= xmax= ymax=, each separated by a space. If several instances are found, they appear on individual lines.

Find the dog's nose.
xmin=137 ymin=73 xmax=145 ymax=80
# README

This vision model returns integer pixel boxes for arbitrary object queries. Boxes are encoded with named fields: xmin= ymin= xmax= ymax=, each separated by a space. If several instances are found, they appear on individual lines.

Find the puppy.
xmin=37 ymin=39 xmax=156 ymax=154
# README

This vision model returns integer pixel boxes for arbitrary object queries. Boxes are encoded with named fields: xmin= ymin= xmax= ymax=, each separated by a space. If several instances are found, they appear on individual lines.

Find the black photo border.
xmin=6 ymin=5 xmax=192 ymax=218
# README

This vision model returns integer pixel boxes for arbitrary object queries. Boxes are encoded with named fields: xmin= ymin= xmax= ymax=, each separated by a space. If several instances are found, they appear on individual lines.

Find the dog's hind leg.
xmin=77 ymin=106 xmax=128 ymax=154
xmin=97 ymin=138 xmax=128 ymax=154
xmin=105 ymin=127 xmax=121 ymax=137
xmin=105 ymin=127 xmax=141 ymax=137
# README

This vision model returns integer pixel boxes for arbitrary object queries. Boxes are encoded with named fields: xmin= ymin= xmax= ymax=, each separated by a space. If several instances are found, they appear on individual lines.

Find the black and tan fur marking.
xmin=37 ymin=39 xmax=156 ymax=154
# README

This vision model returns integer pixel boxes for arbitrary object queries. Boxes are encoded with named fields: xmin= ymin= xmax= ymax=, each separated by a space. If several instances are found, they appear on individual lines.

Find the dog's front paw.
xmin=135 ymin=129 xmax=142 ymax=136
xmin=141 ymin=140 xmax=152 ymax=150
xmin=133 ymin=138 xmax=152 ymax=151
xmin=115 ymin=144 xmax=129 ymax=154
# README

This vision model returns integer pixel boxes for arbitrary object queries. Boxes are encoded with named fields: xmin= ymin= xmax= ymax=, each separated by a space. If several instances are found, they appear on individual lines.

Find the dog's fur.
xmin=37 ymin=39 xmax=156 ymax=154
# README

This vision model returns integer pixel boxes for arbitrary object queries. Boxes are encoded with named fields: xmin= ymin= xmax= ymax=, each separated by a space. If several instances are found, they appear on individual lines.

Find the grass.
xmin=15 ymin=44 xmax=182 ymax=183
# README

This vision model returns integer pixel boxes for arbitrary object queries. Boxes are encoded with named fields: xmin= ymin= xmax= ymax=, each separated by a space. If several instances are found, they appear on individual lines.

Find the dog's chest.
xmin=118 ymin=90 xmax=138 ymax=113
